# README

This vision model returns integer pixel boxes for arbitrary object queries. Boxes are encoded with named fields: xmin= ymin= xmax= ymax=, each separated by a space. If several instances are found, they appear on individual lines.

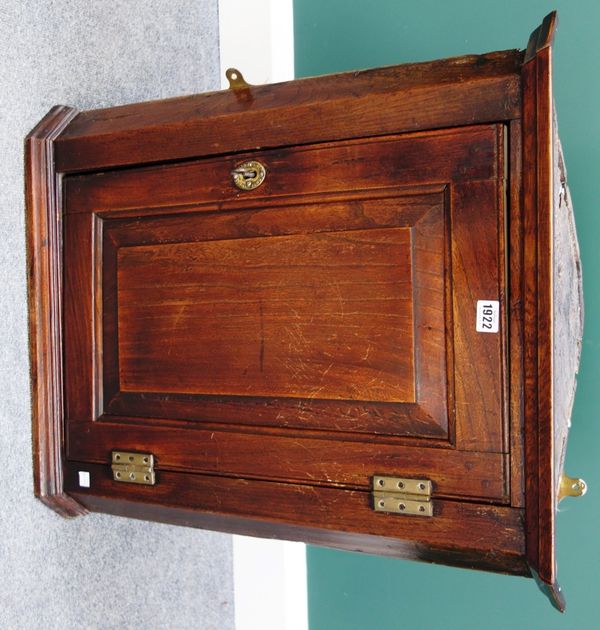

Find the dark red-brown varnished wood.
xmin=63 ymin=125 xmax=500 ymax=212
xmin=117 ymin=228 xmax=416 ymax=401
xmin=25 ymin=11 xmax=583 ymax=612
xmin=96 ymin=188 xmax=448 ymax=437
xmin=508 ymin=118 xmax=526 ymax=509
xmin=64 ymin=461 xmax=528 ymax=577
xmin=54 ymin=51 xmax=522 ymax=173
xmin=66 ymin=421 xmax=508 ymax=500
xmin=521 ymin=11 xmax=576 ymax=613
xmin=25 ymin=106 xmax=86 ymax=518
xmin=62 ymin=124 xmax=508 ymax=511
xmin=451 ymin=179 xmax=505 ymax=453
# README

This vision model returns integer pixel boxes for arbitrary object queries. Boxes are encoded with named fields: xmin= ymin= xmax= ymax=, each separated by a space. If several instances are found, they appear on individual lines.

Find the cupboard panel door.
xmin=64 ymin=125 xmax=507 ymax=501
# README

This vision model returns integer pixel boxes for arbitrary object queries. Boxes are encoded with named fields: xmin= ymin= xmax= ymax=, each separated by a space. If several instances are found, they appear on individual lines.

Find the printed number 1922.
xmin=481 ymin=305 xmax=494 ymax=329
xmin=476 ymin=300 xmax=499 ymax=333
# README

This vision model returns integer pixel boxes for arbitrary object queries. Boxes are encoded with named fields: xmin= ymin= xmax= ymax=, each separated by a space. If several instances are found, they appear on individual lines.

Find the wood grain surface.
xmin=63 ymin=125 xmax=500 ymax=213
xmin=62 ymin=124 xmax=508 ymax=503
xmin=65 ymin=461 xmax=527 ymax=576
xmin=67 ymin=421 xmax=508 ymax=500
xmin=522 ymin=11 xmax=569 ymax=611
xmin=54 ymin=51 xmax=521 ymax=173
xmin=25 ymin=105 xmax=87 ymax=518
xmin=117 ymin=227 xmax=416 ymax=402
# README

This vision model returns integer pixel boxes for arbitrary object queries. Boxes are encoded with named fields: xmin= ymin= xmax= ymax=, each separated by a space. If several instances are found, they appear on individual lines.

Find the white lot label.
xmin=78 ymin=471 xmax=91 ymax=488
xmin=476 ymin=300 xmax=499 ymax=333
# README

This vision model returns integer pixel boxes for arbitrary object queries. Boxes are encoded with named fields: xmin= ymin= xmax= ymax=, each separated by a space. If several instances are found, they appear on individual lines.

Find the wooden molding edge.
xmin=524 ymin=11 xmax=558 ymax=64
xmin=522 ymin=13 xmax=564 ymax=610
xmin=25 ymin=105 xmax=87 ymax=518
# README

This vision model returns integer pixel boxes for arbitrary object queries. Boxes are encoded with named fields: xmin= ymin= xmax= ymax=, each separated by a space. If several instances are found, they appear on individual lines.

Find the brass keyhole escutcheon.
xmin=231 ymin=160 xmax=266 ymax=191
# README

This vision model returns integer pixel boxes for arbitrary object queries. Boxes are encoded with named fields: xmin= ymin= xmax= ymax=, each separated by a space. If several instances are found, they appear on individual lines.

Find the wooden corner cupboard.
xmin=26 ymin=12 xmax=586 ymax=610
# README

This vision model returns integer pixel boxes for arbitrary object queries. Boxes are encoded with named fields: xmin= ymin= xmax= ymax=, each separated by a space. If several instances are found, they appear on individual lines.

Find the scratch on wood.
xmin=321 ymin=362 xmax=334 ymax=378
xmin=171 ymin=304 xmax=186 ymax=329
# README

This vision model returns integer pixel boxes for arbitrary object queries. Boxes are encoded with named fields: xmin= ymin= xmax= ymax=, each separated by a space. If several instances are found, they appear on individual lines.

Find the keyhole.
xmin=232 ymin=161 xmax=266 ymax=191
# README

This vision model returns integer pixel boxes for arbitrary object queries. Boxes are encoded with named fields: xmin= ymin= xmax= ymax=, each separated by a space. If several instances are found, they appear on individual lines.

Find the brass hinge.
xmin=372 ymin=475 xmax=433 ymax=517
xmin=111 ymin=451 xmax=155 ymax=486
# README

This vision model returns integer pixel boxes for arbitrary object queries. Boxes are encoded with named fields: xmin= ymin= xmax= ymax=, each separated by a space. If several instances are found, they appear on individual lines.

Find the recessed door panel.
xmin=117 ymin=228 xmax=416 ymax=402
xmin=95 ymin=191 xmax=449 ymax=438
